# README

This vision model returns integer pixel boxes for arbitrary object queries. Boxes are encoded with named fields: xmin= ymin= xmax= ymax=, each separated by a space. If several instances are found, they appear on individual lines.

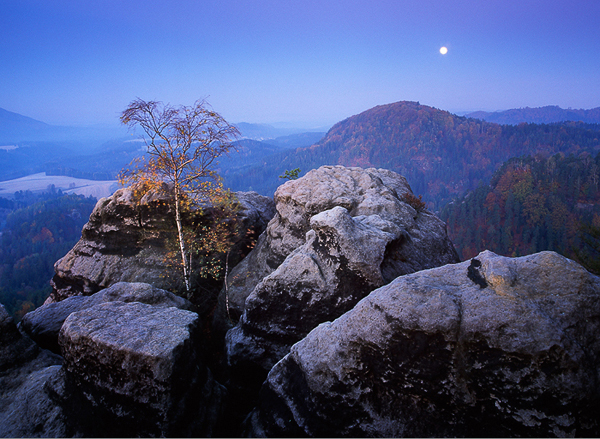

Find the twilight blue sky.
xmin=1 ymin=0 xmax=599 ymax=127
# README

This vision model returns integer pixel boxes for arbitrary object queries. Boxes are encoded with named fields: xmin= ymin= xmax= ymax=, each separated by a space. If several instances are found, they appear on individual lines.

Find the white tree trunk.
xmin=174 ymin=189 xmax=191 ymax=293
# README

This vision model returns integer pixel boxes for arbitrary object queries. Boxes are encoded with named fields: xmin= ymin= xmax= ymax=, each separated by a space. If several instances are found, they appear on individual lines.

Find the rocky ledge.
xmin=1 ymin=284 xmax=225 ymax=437
xmin=48 ymin=184 xmax=274 ymax=304
xmin=55 ymin=301 xmax=225 ymax=437
xmin=248 ymin=250 xmax=600 ymax=437
xmin=20 ymin=282 xmax=192 ymax=354
xmin=223 ymin=165 xmax=459 ymax=384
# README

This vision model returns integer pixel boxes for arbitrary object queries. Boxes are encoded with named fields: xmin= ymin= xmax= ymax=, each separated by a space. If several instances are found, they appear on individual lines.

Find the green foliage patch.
xmin=0 ymin=191 xmax=96 ymax=320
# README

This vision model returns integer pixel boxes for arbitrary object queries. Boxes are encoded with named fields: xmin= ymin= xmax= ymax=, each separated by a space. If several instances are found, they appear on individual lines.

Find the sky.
xmin=1 ymin=0 xmax=599 ymax=128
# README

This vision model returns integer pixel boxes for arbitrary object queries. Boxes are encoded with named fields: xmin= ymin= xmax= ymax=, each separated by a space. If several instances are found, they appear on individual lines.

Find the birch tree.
xmin=119 ymin=98 xmax=239 ymax=294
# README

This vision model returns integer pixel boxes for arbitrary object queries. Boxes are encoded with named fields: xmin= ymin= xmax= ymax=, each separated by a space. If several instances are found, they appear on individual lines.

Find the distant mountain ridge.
xmin=0 ymin=107 xmax=129 ymax=144
xmin=235 ymin=122 xmax=329 ymax=140
xmin=223 ymin=101 xmax=600 ymax=208
xmin=466 ymin=105 xmax=600 ymax=125
xmin=5 ymin=103 xmax=600 ymax=209
xmin=0 ymin=107 xmax=51 ymax=141
xmin=0 ymin=107 xmax=326 ymax=185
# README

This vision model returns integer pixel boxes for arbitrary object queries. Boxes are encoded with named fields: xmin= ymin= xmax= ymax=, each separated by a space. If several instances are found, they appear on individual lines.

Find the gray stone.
xmin=1 ymin=304 xmax=39 ymax=371
xmin=226 ymin=207 xmax=402 ymax=372
xmin=250 ymin=251 xmax=600 ymax=437
xmin=0 ymin=366 xmax=68 ymax=438
xmin=21 ymin=282 xmax=192 ymax=354
xmin=224 ymin=166 xmax=459 ymax=375
xmin=0 ymin=304 xmax=66 ymax=438
xmin=20 ymin=295 xmax=92 ymax=354
xmin=234 ymin=191 xmax=276 ymax=233
xmin=220 ymin=165 xmax=457 ymax=326
xmin=48 ymin=184 xmax=274 ymax=306
xmin=58 ymin=301 xmax=226 ymax=437
xmin=49 ymin=183 xmax=182 ymax=303
xmin=95 ymin=281 xmax=193 ymax=308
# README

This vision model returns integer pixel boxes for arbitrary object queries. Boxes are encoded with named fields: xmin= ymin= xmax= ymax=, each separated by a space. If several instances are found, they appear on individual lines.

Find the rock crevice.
xmin=225 ymin=166 xmax=460 ymax=384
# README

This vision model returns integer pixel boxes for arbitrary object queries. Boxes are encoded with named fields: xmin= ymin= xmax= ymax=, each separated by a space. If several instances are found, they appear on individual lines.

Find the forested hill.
xmin=466 ymin=105 xmax=600 ymax=125
xmin=0 ymin=191 xmax=97 ymax=320
xmin=222 ymin=101 xmax=600 ymax=209
xmin=439 ymin=153 xmax=600 ymax=266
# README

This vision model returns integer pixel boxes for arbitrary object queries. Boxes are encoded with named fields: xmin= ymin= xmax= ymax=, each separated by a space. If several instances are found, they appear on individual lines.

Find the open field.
xmin=0 ymin=172 xmax=120 ymax=199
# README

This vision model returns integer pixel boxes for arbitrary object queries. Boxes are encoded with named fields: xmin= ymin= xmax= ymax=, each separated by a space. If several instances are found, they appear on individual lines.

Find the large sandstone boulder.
xmin=48 ymin=183 xmax=180 ymax=303
xmin=56 ymin=301 xmax=226 ymax=437
xmin=224 ymin=166 xmax=459 ymax=376
xmin=0 ymin=304 xmax=66 ymax=438
xmin=219 ymin=165 xmax=436 ymax=326
xmin=21 ymin=282 xmax=192 ymax=353
xmin=249 ymin=251 xmax=600 ymax=437
xmin=48 ymin=184 xmax=274 ymax=304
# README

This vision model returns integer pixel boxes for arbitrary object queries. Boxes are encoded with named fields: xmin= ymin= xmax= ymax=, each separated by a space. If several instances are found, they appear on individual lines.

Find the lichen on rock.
xmin=224 ymin=165 xmax=459 ymax=385
xmin=249 ymin=250 xmax=600 ymax=437
xmin=57 ymin=301 xmax=226 ymax=437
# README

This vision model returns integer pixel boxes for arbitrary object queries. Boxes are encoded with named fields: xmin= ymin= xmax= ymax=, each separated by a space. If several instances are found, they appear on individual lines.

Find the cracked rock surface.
xmin=224 ymin=165 xmax=459 ymax=381
xmin=58 ymin=301 xmax=226 ymax=437
xmin=249 ymin=250 xmax=600 ymax=437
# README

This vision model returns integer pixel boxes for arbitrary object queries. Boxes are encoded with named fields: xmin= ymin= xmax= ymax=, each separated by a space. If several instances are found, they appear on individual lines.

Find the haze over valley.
xmin=3 ymin=102 xmax=600 ymax=199
xmin=3 ymin=2 xmax=600 ymax=436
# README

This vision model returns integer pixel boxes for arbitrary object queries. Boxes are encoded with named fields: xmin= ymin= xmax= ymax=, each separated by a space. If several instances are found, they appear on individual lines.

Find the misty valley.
xmin=2 ymin=101 xmax=600 ymax=318
xmin=2 ymin=101 xmax=600 ymax=437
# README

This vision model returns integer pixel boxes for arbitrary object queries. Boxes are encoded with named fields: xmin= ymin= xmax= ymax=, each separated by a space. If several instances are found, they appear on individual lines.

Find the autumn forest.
xmin=2 ymin=101 xmax=600 ymax=319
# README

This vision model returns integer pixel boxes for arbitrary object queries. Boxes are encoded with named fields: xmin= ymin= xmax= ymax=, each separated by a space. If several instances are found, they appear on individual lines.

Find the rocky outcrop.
xmin=21 ymin=282 xmax=192 ymax=353
xmin=0 ymin=304 xmax=66 ymax=438
xmin=224 ymin=166 xmax=459 ymax=376
xmin=48 ymin=183 xmax=180 ymax=303
xmin=48 ymin=184 xmax=274 ymax=304
xmin=56 ymin=301 xmax=226 ymax=437
xmin=219 ymin=166 xmax=423 ymax=325
xmin=3 ymin=278 xmax=230 ymax=437
xmin=7 ymin=158 xmax=600 ymax=437
xmin=249 ymin=251 xmax=600 ymax=437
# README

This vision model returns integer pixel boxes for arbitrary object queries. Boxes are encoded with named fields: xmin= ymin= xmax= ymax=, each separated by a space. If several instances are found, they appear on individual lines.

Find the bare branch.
xmin=119 ymin=98 xmax=240 ymax=294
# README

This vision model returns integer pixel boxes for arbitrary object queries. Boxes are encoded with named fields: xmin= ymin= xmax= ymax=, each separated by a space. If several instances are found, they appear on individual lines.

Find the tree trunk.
xmin=174 ymin=188 xmax=191 ymax=293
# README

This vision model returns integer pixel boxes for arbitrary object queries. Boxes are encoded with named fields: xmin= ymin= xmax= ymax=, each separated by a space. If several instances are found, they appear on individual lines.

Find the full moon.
xmin=440 ymin=46 xmax=448 ymax=55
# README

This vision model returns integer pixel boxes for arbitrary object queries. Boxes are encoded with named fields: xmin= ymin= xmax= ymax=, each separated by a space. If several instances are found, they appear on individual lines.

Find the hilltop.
xmin=0 ymin=107 xmax=50 ymax=141
xmin=0 ymin=108 xmax=326 ymax=185
xmin=0 ymin=107 xmax=129 ymax=144
xmin=223 ymin=101 xmax=600 ymax=208
xmin=4 ymin=102 xmax=600 ymax=211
